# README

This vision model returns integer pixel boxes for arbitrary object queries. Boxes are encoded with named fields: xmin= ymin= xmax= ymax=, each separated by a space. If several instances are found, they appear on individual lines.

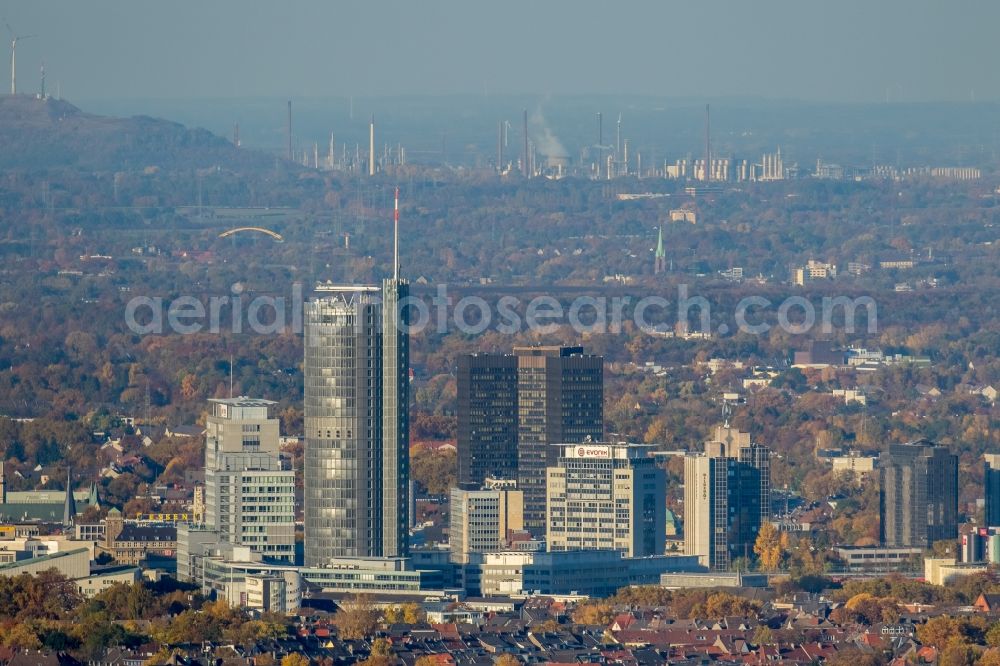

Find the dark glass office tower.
xmin=303 ymin=279 xmax=409 ymax=566
xmin=514 ymin=346 xmax=603 ymax=533
xmin=879 ymin=441 xmax=958 ymax=548
xmin=455 ymin=346 xmax=603 ymax=534
xmin=986 ymin=454 xmax=1000 ymax=527
xmin=457 ymin=353 xmax=519 ymax=488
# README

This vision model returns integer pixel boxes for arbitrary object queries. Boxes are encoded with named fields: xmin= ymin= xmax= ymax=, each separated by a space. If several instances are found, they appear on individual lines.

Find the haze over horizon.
xmin=4 ymin=0 xmax=998 ymax=104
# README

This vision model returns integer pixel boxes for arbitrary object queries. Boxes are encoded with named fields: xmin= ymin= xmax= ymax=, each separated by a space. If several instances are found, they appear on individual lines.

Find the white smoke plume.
xmin=530 ymin=106 xmax=568 ymax=160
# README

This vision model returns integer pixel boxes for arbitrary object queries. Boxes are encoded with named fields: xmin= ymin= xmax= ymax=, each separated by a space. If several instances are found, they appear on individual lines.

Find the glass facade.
xmin=304 ymin=282 xmax=409 ymax=566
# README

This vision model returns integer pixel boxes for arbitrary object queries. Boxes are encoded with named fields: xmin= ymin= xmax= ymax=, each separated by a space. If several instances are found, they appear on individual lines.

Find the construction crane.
xmin=6 ymin=23 xmax=36 ymax=95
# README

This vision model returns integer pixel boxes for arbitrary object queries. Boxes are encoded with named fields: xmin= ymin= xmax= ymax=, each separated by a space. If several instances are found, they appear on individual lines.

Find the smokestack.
xmin=522 ymin=109 xmax=529 ymax=177
xmin=704 ymin=104 xmax=711 ymax=182
xmin=329 ymin=132 xmax=335 ymax=168
xmin=597 ymin=112 xmax=603 ymax=178
xmin=369 ymin=114 xmax=376 ymax=176
xmin=615 ymin=113 xmax=622 ymax=162
xmin=287 ymin=101 xmax=293 ymax=161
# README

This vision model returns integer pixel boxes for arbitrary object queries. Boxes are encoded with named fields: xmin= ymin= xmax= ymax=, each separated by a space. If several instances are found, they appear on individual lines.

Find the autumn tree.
xmin=753 ymin=521 xmax=785 ymax=572
xmin=401 ymin=602 xmax=426 ymax=624
xmin=570 ymin=601 xmax=613 ymax=626
xmin=281 ymin=654 xmax=311 ymax=666
xmin=410 ymin=446 xmax=457 ymax=495
xmin=334 ymin=594 xmax=379 ymax=640
xmin=916 ymin=616 xmax=962 ymax=649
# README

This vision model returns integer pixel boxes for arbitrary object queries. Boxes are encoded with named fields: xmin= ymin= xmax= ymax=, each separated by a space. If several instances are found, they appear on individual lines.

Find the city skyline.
xmin=4 ymin=1 xmax=998 ymax=104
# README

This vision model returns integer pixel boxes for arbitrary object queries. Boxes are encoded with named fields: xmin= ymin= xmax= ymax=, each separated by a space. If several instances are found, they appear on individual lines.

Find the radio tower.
xmin=369 ymin=114 xmax=376 ymax=176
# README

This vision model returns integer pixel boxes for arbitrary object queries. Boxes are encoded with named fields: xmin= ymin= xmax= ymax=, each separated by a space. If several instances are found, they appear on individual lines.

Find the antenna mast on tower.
xmin=393 ymin=187 xmax=400 ymax=279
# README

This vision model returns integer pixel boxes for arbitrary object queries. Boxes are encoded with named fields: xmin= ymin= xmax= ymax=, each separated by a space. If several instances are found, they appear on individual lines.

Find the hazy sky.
xmin=5 ymin=1 xmax=998 ymax=103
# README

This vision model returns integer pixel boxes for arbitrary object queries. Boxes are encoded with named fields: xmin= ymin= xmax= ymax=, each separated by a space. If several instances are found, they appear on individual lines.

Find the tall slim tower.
xmin=369 ymin=114 xmax=376 ymax=176
xmin=287 ymin=101 xmax=293 ymax=161
xmin=704 ymin=104 xmax=711 ymax=182
xmin=303 ymin=195 xmax=409 ymax=564
xmin=522 ymin=109 xmax=529 ymax=177
xmin=63 ymin=466 xmax=77 ymax=526
xmin=497 ymin=120 xmax=503 ymax=175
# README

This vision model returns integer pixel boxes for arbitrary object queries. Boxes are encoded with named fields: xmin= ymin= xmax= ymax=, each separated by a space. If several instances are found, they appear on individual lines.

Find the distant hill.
xmin=0 ymin=94 xmax=286 ymax=172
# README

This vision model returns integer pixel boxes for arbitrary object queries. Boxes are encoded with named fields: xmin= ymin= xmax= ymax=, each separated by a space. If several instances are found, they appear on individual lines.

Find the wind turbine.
xmin=7 ymin=24 xmax=36 ymax=95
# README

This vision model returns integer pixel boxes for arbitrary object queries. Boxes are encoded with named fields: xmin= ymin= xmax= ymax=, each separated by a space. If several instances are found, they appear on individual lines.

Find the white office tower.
xmin=204 ymin=397 xmax=295 ymax=563
xmin=546 ymin=442 xmax=666 ymax=557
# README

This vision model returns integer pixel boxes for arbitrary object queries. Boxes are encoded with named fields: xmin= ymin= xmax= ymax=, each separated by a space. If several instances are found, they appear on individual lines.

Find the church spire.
xmin=63 ymin=466 xmax=77 ymax=526
xmin=654 ymin=225 xmax=666 ymax=274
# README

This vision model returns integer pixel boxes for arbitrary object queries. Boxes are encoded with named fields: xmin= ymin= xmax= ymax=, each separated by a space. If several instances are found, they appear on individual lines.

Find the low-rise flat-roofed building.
xmin=77 ymin=565 xmax=142 ymax=598
xmin=244 ymin=573 xmax=300 ymax=613
xmin=925 ymin=557 xmax=990 ymax=586
xmin=478 ymin=550 xmax=701 ymax=598
xmin=0 ymin=548 xmax=90 ymax=579
xmin=830 ymin=452 xmax=878 ymax=478
xmin=190 ymin=542 xmax=448 ymax=605
xmin=659 ymin=571 xmax=768 ymax=589
xmin=833 ymin=545 xmax=924 ymax=572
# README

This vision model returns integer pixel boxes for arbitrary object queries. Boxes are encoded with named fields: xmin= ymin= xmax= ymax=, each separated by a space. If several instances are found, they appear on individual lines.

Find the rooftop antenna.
xmin=7 ymin=24 xmax=37 ymax=95
xmin=393 ymin=186 xmax=400 ymax=279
